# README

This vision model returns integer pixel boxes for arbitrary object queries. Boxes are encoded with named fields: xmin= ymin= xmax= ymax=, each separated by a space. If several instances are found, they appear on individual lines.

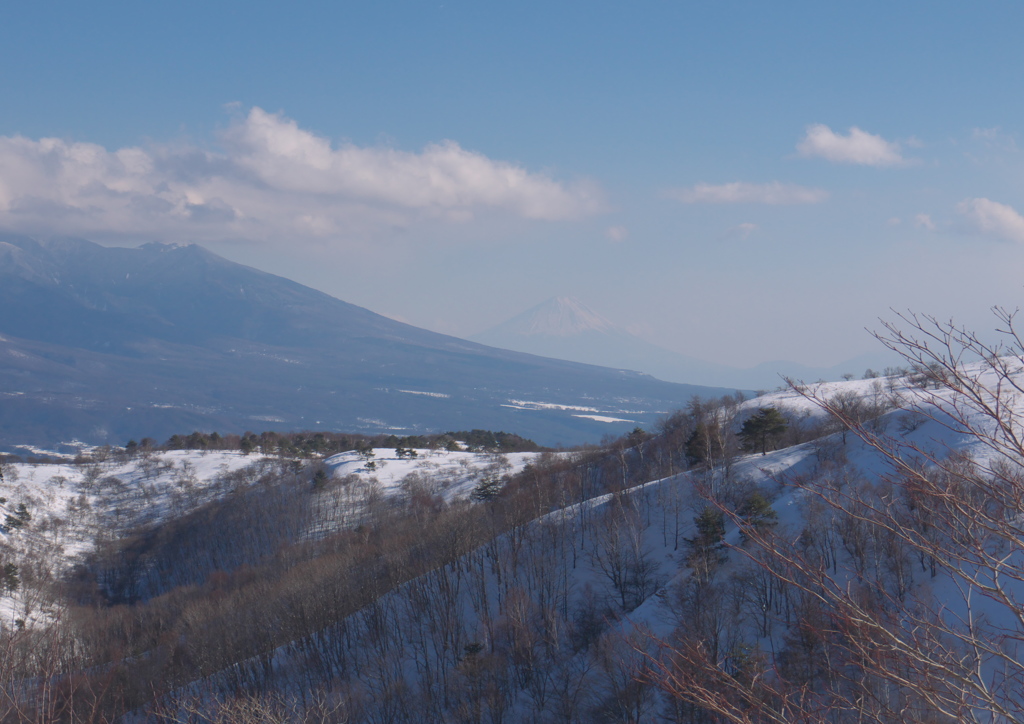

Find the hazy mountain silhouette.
xmin=472 ymin=296 xmax=730 ymax=383
xmin=480 ymin=296 xmax=617 ymax=337
xmin=0 ymin=235 xmax=745 ymax=449
xmin=472 ymin=296 xmax=899 ymax=390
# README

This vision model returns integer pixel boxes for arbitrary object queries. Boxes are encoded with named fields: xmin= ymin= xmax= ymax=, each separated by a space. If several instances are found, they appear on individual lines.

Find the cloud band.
xmin=667 ymin=181 xmax=828 ymax=205
xmin=0 ymin=108 xmax=604 ymax=243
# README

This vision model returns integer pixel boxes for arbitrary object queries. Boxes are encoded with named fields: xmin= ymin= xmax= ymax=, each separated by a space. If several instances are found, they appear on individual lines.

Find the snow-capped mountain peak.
xmin=487 ymin=296 xmax=617 ymax=338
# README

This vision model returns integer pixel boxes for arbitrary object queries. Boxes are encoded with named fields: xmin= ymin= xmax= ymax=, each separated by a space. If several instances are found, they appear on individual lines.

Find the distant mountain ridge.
xmin=0 ymin=234 xmax=743 ymax=448
xmin=472 ymin=296 xmax=899 ymax=389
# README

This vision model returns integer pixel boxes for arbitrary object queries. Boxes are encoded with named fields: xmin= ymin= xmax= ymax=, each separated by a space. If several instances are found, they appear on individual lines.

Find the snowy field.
xmin=325 ymin=447 xmax=552 ymax=501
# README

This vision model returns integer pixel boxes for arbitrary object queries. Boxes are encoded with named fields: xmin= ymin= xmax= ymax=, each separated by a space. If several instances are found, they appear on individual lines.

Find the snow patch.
xmin=397 ymin=389 xmax=450 ymax=399
xmin=505 ymin=399 xmax=600 ymax=412
xmin=572 ymin=414 xmax=636 ymax=423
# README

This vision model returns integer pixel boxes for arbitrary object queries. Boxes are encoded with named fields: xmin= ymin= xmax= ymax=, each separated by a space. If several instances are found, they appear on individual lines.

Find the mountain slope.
xmin=0 ymin=235 xmax=743 ymax=448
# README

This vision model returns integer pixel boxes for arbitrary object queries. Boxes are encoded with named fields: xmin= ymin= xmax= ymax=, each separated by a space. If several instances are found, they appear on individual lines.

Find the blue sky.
xmin=3 ymin=1 xmax=1024 ymax=367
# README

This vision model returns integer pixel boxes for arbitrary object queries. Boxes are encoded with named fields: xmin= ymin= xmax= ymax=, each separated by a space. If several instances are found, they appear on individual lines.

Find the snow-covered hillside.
xmin=6 ymin=347 xmax=1024 ymax=722
xmin=632 ymin=357 xmax=1024 ymax=721
xmin=181 ymin=361 xmax=1024 ymax=721
xmin=0 ymin=445 xmax=553 ymax=628
xmin=0 ymin=450 xmax=274 ymax=626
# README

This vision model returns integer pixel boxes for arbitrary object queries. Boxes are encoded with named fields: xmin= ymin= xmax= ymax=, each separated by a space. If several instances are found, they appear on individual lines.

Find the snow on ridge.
xmin=742 ymin=358 xmax=1024 ymax=431
xmin=396 ymin=389 xmax=450 ymax=398
xmin=504 ymin=399 xmax=600 ymax=412
xmin=572 ymin=414 xmax=635 ymax=423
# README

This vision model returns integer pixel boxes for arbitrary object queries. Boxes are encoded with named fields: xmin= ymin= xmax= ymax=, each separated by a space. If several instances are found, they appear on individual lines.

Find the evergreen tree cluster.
xmin=153 ymin=428 xmax=545 ymax=456
xmin=738 ymin=406 xmax=788 ymax=455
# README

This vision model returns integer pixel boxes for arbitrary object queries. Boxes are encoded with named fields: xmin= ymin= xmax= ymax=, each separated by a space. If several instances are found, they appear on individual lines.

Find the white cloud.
xmin=972 ymin=127 xmax=1016 ymax=149
xmin=914 ymin=213 xmax=937 ymax=231
xmin=796 ymin=124 xmax=905 ymax=166
xmin=956 ymin=197 xmax=1024 ymax=243
xmin=968 ymin=127 xmax=1018 ymax=158
xmin=721 ymin=222 xmax=758 ymax=240
xmin=0 ymin=107 xmax=604 ymax=243
xmin=667 ymin=181 xmax=828 ymax=205
xmin=605 ymin=225 xmax=629 ymax=242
